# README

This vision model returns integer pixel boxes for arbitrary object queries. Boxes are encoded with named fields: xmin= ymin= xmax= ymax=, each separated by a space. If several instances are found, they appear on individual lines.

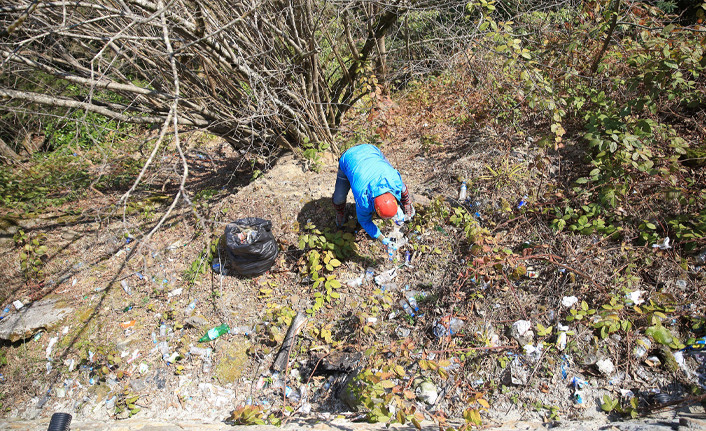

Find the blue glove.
xmin=380 ymin=237 xmax=390 ymax=246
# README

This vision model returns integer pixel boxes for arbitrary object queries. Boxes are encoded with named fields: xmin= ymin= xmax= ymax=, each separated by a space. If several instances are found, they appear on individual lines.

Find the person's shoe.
xmin=333 ymin=201 xmax=346 ymax=227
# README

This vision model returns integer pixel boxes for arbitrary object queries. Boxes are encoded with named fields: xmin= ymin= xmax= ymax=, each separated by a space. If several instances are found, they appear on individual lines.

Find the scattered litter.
xmin=625 ymin=290 xmax=645 ymax=305
xmin=46 ymin=337 xmax=58 ymax=359
xmin=119 ymin=320 xmax=136 ymax=329
xmin=633 ymin=337 xmax=652 ymax=359
xmin=432 ymin=317 xmax=463 ymax=337
xmin=168 ymin=288 xmax=183 ymax=297
xmin=374 ymin=268 xmax=398 ymax=286
xmin=127 ymin=350 xmax=140 ymax=364
xmin=570 ymin=376 xmax=589 ymax=389
xmin=644 ymin=356 xmax=661 ymax=367
xmin=346 ymin=276 xmax=363 ymax=288
xmin=596 ymin=358 xmax=615 ymax=375
xmin=562 ymin=296 xmax=579 ymax=308
xmin=620 ymin=389 xmax=635 ymax=399
xmin=503 ymin=358 xmax=529 ymax=386
xmin=139 ymin=363 xmax=149 ymax=374
xmin=398 ymin=299 xmax=415 ymax=317
xmin=652 ymin=237 xmax=671 ymax=250
xmin=395 ymin=326 xmax=411 ymax=338
xmin=120 ymin=280 xmax=132 ymax=296
xmin=510 ymin=320 xmax=534 ymax=346
xmin=675 ymin=279 xmax=687 ymax=289
xmin=526 ymin=266 xmax=539 ymax=278
xmin=199 ymin=324 xmax=230 ymax=342
xmin=523 ymin=343 xmax=543 ymax=362
xmin=12 ymin=300 xmax=23 ymax=311
xmin=556 ymin=332 xmax=567 ymax=351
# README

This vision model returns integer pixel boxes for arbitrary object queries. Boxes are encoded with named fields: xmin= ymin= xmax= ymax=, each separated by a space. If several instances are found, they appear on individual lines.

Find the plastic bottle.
xmin=0 ymin=306 xmax=10 ymax=320
xmin=404 ymin=250 xmax=411 ymax=266
xmin=458 ymin=181 xmax=467 ymax=201
xmin=190 ymin=346 xmax=212 ymax=359
xmin=387 ymin=244 xmax=396 ymax=261
xmin=433 ymin=317 xmax=463 ymax=337
xmin=405 ymin=293 xmax=419 ymax=313
xmin=448 ymin=318 xmax=464 ymax=334
xmin=120 ymin=280 xmax=132 ymax=296
xmin=199 ymin=323 xmax=230 ymax=342
xmin=398 ymin=299 xmax=415 ymax=317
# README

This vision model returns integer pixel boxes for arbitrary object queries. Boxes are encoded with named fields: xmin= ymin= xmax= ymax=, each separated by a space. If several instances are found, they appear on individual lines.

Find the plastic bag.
xmin=224 ymin=218 xmax=278 ymax=276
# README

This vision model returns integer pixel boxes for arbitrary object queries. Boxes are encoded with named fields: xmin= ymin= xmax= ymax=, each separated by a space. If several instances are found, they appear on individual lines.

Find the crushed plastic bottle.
xmin=120 ymin=280 xmax=132 ymax=296
xmin=433 ymin=317 xmax=463 ymax=337
xmin=374 ymin=268 xmax=397 ymax=286
xmin=199 ymin=324 xmax=230 ymax=342
xmin=0 ymin=306 xmax=10 ymax=320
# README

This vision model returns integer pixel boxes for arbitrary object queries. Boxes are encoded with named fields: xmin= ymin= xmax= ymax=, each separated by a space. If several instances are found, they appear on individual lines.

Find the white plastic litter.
xmin=596 ymin=358 xmax=615 ymax=375
xmin=556 ymin=332 xmax=567 ymax=351
xmin=562 ymin=296 xmax=579 ymax=308
xmin=652 ymin=237 xmax=671 ymax=250
xmin=46 ymin=337 xmax=58 ymax=359
xmin=626 ymin=290 xmax=646 ymax=305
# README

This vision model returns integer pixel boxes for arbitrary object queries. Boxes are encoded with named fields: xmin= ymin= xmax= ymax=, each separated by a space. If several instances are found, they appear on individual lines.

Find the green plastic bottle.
xmin=199 ymin=323 xmax=230 ymax=342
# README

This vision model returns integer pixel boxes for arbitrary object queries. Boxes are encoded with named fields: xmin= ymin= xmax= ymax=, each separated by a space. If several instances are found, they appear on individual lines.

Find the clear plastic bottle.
xmin=458 ymin=181 xmax=467 ymax=201
xmin=398 ymin=299 xmax=415 ymax=317
xmin=405 ymin=293 xmax=419 ymax=313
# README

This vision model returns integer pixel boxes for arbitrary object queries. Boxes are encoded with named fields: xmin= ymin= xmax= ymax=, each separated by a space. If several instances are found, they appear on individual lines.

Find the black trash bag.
xmin=224 ymin=217 xmax=278 ymax=276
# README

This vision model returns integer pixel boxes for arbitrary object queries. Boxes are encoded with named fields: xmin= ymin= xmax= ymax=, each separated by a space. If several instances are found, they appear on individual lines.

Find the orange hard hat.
xmin=374 ymin=192 xmax=398 ymax=218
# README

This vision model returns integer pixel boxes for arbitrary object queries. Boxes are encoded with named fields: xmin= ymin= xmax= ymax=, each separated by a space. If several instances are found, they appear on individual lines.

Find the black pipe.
xmin=47 ymin=412 xmax=72 ymax=431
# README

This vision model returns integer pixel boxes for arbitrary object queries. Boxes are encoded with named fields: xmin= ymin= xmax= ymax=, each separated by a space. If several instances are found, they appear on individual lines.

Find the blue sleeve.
xmin=357 ymin=205 xmax=381 ymax=239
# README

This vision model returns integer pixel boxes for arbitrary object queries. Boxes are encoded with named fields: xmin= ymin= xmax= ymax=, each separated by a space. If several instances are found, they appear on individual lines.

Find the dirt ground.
xmin=0 ymin=94 xmax=704 ymax=429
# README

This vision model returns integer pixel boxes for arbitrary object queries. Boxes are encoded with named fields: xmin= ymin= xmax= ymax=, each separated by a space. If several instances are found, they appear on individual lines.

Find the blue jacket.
xmin=339 ymin=144 xmax=405 ymax=239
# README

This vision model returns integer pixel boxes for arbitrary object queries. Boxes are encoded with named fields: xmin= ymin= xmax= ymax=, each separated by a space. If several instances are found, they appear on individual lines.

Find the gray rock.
xmin=0 ymin=299 xmax=73 ymax=342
